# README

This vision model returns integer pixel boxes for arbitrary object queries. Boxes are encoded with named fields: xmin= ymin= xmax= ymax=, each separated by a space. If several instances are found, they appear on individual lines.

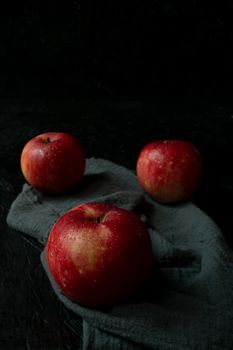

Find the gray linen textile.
xmin=7 ymin=158 xmax=233 ymax=350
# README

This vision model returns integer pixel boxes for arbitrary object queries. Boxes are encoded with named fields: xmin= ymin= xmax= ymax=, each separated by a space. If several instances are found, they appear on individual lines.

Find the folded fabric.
xmin=7 ymin=158 xmax=233 ymax=350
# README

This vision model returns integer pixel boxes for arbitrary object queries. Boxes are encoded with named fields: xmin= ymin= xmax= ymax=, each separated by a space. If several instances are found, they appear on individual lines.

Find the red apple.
xmin=46 ymin=203 xmax=153 ymax=307
xmin=20 ymin=132 xmax=86 ymax=194
xmin=136 ymin=140 xmax=203 ymax=203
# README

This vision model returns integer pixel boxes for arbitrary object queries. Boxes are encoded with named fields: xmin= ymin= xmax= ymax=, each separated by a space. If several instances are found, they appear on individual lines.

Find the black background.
xmin=1 ymin=3 xmax=233 ymax=99
xmin=1 ymin=4 xmax=233 ymax=350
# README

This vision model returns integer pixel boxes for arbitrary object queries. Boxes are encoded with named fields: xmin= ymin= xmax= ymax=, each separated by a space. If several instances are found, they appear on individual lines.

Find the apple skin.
xmin=46 ymin=203 xmax=153 ymax=308
xmin=136 ymin=140 xmax=203 ymax=203
xmin=20 ymin=132 xmax=86 ymax=194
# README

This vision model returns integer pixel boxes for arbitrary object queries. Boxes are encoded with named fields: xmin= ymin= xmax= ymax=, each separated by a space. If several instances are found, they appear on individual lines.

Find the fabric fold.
xmin=6 ymin=158 xmax=233 ymax=350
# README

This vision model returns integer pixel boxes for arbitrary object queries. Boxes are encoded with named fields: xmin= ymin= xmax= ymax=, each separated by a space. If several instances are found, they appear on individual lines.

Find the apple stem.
xmin=95 ymin=217 xmax=101 ymax=224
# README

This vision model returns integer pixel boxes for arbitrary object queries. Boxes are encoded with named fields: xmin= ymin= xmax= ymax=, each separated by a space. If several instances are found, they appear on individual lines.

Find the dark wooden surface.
xmin=0 ymin=98 xmax=233 ymax=349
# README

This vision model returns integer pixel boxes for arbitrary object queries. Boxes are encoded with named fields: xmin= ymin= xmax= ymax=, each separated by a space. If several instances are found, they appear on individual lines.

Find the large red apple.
xmin=136 ymin=140 xmax=203 ymax=203
xmin=46 ymin=203 xmax=153 ymax=307
xmin=20 ymin=132 xmax=86 ymax=194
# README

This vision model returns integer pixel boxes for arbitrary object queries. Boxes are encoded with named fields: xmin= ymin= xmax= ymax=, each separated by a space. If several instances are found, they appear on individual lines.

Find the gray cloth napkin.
xmin=7 ymin=158 xmax=233 ymax=350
